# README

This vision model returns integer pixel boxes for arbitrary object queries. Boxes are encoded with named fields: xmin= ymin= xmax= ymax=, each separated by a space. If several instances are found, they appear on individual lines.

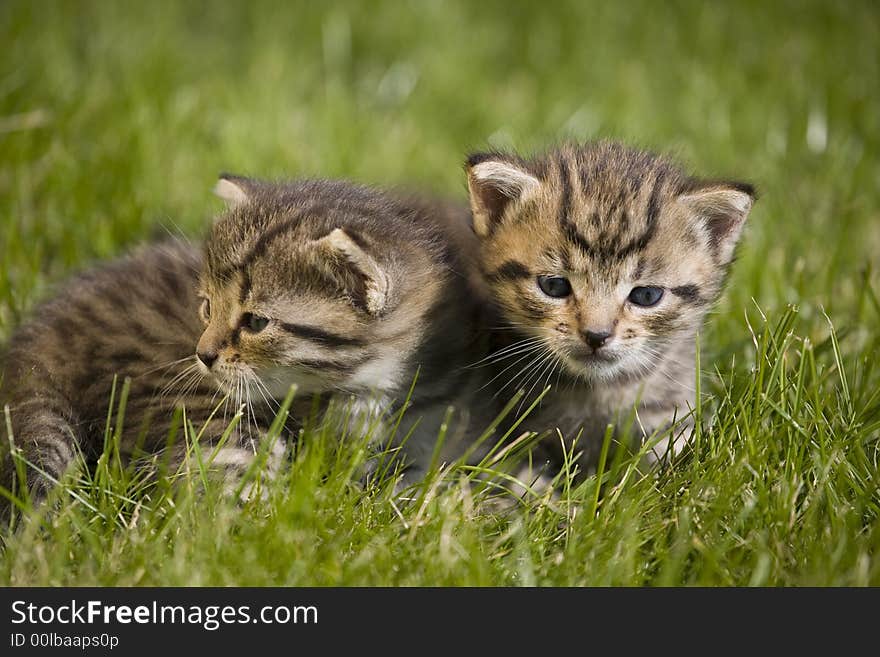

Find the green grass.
xmin=1 ymin=0 xmax=879 ymax=585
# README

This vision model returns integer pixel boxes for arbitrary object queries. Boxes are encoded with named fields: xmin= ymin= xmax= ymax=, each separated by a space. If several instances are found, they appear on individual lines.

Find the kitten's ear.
xmin=213 ymin=173 xmax=259 ymax=208
xmin=465 ymin=153 xmax=541 ymax=237
xmin=314 ymin=228 xmax=389 ymax=315
xmin=678 ymin=181 xmax=756 ymax=263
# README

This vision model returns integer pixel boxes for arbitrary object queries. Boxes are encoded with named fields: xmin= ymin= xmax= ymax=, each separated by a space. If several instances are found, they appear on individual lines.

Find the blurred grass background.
xmin=1 ymin=0 xmax=878 ymax=585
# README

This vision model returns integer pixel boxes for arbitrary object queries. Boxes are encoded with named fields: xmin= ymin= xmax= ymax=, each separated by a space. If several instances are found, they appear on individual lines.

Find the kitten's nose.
xmin=582 ymin=330 xmax=612 ymax=350
xmin=197 ymin=350 xmax=218 ymax=369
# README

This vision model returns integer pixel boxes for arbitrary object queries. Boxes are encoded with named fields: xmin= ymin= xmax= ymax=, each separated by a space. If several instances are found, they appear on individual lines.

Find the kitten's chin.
xmin=561 ymin=352 xmax=648 ymax=386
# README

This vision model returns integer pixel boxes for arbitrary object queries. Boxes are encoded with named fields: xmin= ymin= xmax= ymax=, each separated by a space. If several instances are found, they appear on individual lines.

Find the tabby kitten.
xmin=203 ymin=176 xmax=489 ymax=482
xmin=465 ymin=141 xmax=755 ymax=470
xmin=0 ymin=176 xmax=487 ymax=503
xmin=0 ymin=240 xmax=217 ymax=501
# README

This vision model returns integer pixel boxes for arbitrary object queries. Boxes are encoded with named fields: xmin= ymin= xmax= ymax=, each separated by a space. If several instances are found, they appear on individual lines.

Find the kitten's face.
xmin=467 ymin=143 xmax=754 ymax=384
xmin=194 ymin=177 xmax=408 ymax=400
xmin=196 ymin=261 xmax=369 ymax=398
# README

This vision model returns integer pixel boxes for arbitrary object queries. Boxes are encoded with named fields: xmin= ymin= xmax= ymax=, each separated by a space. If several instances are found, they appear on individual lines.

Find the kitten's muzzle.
xmin=569 ymin=342 xmax=618 ymax=363
xmin=575 ymin=350 xmax=618 ymax=364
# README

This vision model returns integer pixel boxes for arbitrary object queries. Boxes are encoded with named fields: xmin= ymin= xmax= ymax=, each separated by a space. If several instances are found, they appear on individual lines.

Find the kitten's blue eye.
xmin=537 ymin=275 xmax=572 ymax=298
xmin=628 ymin=286 xmax=664 ymax=307
xmin=241 ymin=312 xmax=270 ymax=333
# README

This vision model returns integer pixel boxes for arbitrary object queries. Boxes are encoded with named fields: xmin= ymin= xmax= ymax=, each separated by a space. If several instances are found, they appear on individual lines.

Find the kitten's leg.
xmin=382 ymin=403 xmax=462 ymax=492
xmin=156 ymin=415 xmax=287 ymax=502
xmin=637 ymin=403 xmax=695 ymax=466
xmin=213 ymin=433 xmax=287 ymax=502
xmin=4 ymin=392 xmax=81 ymax=504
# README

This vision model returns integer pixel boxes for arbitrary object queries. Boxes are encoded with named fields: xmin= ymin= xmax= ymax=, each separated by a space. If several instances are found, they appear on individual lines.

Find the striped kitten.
xmin=204 ymin=176 xmax=489 ymax=483
xmin=0 ymin=176 xmax=487 ymax=503
xmin=0 ymin=240 xmax=218 ymax=501
xmin=465 ymin=141 xmax=755 ymax=470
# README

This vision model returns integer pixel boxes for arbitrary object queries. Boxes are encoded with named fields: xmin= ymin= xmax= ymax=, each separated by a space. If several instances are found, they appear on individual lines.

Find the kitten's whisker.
xmin=465 ymin=337 xmax=545 ymax=368
xmin=244 ymin=376 xmax=259 ymax=454
xmin=553 ymin=354 xmax=565 ymax=391
xmin=174 ymin=370 xmax=203 ymax=404
xmin=253 ymin=381 xmax=279 ymax=418
xmin=159 ymin=362 xmax=200 ymax=400
xmin=159 ymin=362 xmax=196 ymax=394
xmin=141 ymin=356 xmax=196 ymax=377
xmin=656 ymin=367 xmax=696 ymax=393
xmin=477 ymin=343 xmax=547 ymax=392
xmin=634 ymin=344 xmax=696 ymax=392
xmin=525 ymin=354 xmax=562 ymax=415
xmin=233 ymin=374 xmax=244 ymax=443
xmin=543 ymin=355 xmax=562 ymax=394
xmin=253 ymin=375 xmax=282 ymax=415
xmin=475 ymin=342 xmax=550 ymax=369
xmin=492 ymin=347 xmax=553 ymax=401
xmin=518 ymin=350 xmax=552 ymax=397
xmin=517 ymin=351 xmax=557 ymax=415
xmin=240 ymin=375 xmax=252 ymax=444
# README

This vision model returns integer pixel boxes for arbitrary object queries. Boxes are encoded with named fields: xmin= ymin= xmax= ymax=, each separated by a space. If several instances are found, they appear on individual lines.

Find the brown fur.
xmin=0 ymin=241 xmax=244 ymax=501
xmin=203 ymin=176 xmax=492 ymax=482
xmin=1 ymin=176 xmax=490 ymax=505
xmin=466 ymin=141 xmax=755 ymax=470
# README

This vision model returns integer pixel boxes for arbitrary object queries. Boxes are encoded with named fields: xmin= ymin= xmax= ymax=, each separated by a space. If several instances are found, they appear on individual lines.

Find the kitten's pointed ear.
xmin=314 ymin=228 xmax=389 ymax=315
xmin=465 ymin=153 xmax=541 ymax=237
xmin=213 ymin=174 xmax=258 ymax=208
xmin=678 ymin=181 xmax=756 ymax=263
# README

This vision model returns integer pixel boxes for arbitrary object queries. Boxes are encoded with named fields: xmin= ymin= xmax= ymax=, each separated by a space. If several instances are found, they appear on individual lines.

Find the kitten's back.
xmin=0 ymin=240 xmax=217 ymax=498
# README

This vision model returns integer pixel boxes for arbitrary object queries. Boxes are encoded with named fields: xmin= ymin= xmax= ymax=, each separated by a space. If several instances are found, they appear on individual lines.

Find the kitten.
xmin=464 ymin=141 xmax=755 ymax=471
xmin=0 ymin=175 xmax=488 ymax=504
xmin=203 ymin=176 xmax=490 ymax=483
xmin=0 ymin=240 xmax=220 ymax=502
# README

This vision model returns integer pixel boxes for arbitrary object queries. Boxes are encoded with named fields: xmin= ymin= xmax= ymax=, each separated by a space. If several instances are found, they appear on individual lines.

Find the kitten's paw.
xmin=390 ymin=466 xmax=428 ymax=498
xmin=230 ymin=477 xmax=272 ymax=504
xmin=643 ymin=423 xmax=693 ymax=469
xmin=210 ymin=441 xmax=286 ymax=504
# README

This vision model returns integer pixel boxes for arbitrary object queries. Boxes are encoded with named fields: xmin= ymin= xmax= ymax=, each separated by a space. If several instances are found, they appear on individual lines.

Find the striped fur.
xmin=201 ymin=177 xmax=491 ymax=483
xmin=0 ymin=241 xmax=273 ymax=501
xmin=466 ymin=141 xmax=755 ymax=470
xmin=0 ymin=176 xmax=490 ymax=503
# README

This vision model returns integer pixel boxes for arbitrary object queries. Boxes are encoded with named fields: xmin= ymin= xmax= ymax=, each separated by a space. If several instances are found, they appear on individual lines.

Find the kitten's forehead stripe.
xmin=557 ymin=152 xmax=572 ymax=230
xmin=645 ymin=170 xmax=666 ymax=230
xmin=237 ymin=212 xmax=308 ymax=271
xmin=551 ymin=152 xmax=672 ymax=266
xmin=610 ymin=170 xmax=665 ymax=262
xmin=560 ymin=249 xmax=572 ymax=271
xmin=633 ymin=258 xmax=646 ymax=280
xmin=575 ymin=146 xmax=590 ymax=192
xmin=239 ymin=271 xmax=251 ymax=304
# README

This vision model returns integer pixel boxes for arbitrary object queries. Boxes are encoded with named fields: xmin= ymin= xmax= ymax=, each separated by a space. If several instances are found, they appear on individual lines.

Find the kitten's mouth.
xmin=569 ymin=347 xmax=619 ymax=365
xmin=561 ymin=347 xmax=631 ymax=383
